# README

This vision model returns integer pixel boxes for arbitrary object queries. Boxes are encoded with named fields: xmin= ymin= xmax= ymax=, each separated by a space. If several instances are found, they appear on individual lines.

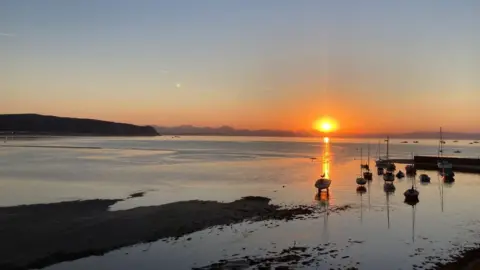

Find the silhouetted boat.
xmin=315 ymin=178 xmax=331 ymax=191
xmin=405 ymin=164 xmax=416 ymax=175
xmin=454 ymin=150 xmax=461 ymax=154
xmin=387 ymin=163 xmax=396 ymax=171
xmin=401 ymin=141 xmax=408 ymax=143
xmin=438 ymin=128 xmax=453 ymax=170
xmin=419 ymin=174 xmax=430 ymax=183
xmin=413 ymin=141 xmax=419 ymax=143
xmin=363 ymin=144 xmax=373 ymax=180
xmin=404 ymin=173 xmax=419 ymax=201
xmin=396 ymin=170 xmax=405 ymax=179
xmin=383 ymin=171 xmax=395 ymax=182
xmin=356 ymin=148 xmax=367 ymax=185
xmin=375 ymin=138 xmax=390 ymax=168
xmin=356 ymin=177 xmax=367 ymax=185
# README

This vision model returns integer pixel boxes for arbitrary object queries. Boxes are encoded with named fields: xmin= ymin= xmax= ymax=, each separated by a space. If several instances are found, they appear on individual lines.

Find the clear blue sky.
xmin=2 ymin=1 xmax=479 ymax=133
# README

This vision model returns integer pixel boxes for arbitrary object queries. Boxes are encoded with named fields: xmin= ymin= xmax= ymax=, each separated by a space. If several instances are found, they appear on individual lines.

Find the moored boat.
xmin=387 ymin=163 xmax=396 ymax=171
xmin=315 ymin=178 xmax=331 ymax=190
xmin=404 ymin=188 xmax=419 ymax=201
xmin=356 ymin=177 xmax=367 ymax=185
xmin=419 ymin=174 xmax=430 ymax=183
xmin=383 ymin=171 xmax=395 ymax=182
xmin=405 ymin=164 xmax=416 ymax=175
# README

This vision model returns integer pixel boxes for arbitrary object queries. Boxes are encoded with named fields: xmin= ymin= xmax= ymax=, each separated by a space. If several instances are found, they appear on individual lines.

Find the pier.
xmin=386 ymin=156 xmax=480 ymax=173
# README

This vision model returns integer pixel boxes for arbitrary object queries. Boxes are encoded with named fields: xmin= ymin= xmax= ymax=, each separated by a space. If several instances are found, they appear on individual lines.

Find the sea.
xmin=1 ymin=136 xmax=480 ymax=269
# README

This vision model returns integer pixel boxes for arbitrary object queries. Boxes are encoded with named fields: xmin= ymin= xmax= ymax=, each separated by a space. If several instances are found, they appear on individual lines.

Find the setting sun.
xmin=314 ymin=117 xmax=338 ymax=133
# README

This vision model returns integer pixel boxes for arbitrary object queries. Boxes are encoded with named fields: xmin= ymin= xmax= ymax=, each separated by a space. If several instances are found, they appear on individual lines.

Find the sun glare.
xmin=314 ymin=117 xmax=338 ymax=133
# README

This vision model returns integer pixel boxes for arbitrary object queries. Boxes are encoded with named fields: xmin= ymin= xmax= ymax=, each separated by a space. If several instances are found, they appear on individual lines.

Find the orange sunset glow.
xmin=314 ymin=117 xmax=339 ymax=133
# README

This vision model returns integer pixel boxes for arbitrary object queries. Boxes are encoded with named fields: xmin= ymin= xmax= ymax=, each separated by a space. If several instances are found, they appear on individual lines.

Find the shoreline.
xmin=0 ymin=195 xmax=322 ymax=270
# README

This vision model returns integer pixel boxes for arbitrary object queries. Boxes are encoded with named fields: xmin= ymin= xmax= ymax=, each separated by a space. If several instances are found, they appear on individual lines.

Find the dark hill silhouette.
xmin=0 ymin=114 xmax=158 ymax=136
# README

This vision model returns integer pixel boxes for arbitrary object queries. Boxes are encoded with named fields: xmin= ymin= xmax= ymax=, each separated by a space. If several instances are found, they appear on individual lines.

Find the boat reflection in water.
xmin=314 ymin=182 xmax=331 ymax=241
xmin=404 ymin=199 xmax=419 ymax=242
xmin=384 ymin=183 xmax=395 ymax=229
xmin=356 ymin=186 xmax=367 ymax=223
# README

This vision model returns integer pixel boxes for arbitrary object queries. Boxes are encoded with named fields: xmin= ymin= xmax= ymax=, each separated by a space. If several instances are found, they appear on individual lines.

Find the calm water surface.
xmin=1 ymin=136 xmax=480 ymax=269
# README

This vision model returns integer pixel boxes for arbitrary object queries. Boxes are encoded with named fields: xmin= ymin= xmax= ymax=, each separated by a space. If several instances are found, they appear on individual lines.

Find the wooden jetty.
xmin=383 ymin=156 xmax=480 ymax=173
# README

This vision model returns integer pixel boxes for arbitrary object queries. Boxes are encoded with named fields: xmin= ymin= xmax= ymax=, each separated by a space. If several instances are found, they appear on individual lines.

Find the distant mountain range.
xmin=1 ymin=114 xmax=477 ymax=139
xmin=0 ymin=114 xmax=159 ymax=136
xmin=154 ymin=125 xmax=480 ymax=139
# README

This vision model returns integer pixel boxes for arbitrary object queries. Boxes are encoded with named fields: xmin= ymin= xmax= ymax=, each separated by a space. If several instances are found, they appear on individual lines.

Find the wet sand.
xmin=0 ymin=196 xmax=318 ymax=270
xmin=434 ymin=248 xmax=480 ymax=270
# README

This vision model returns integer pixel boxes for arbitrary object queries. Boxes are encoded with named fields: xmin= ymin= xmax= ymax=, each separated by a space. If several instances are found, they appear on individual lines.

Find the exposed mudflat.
xmin=0 ymin=195 xmax=321 ymax=270
xmin=432 ymin=247 xmax=480 ymax=270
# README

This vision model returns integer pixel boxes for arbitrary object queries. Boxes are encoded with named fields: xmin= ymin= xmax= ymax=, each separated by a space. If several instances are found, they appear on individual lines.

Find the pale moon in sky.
xmin=176 ymin=83 xmax=181 ymax=88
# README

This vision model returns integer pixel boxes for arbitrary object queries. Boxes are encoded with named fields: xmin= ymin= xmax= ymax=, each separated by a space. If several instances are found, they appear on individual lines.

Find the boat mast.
xmin=377 ymin=140 xmax=380 ymax=160
xmin=368 ymin=143 xmax=370 ymax=167
xmin=439 ymin=127 xmax=443 ymax=159
xmin=360 ymin=148 xmax=363 ymax=175
xmin=386 ymin=193 xmax=390 ymax=229
xmin=386 ymin=136 xmax=390 ymax=160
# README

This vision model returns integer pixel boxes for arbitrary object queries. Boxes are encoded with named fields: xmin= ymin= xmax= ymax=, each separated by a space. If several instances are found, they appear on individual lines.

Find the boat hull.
xmin=356 ymin=177 xmax=367 ymax=185
xmin=315 ymin=178 xmax=332 ymax=190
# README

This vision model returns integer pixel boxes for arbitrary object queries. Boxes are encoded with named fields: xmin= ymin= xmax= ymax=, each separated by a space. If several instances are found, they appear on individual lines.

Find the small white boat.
xmin=315 ymin=178 xmax=332 ymax=190
xmin=419 ymin=174 xmax=430 ymax=183
xmin=383 ymin=171 xmax=395 ymax=182
xmin=437 ymin=160 xmax=453 ymax=169
xmin=356 ymin=177 xmax=367 ymax=185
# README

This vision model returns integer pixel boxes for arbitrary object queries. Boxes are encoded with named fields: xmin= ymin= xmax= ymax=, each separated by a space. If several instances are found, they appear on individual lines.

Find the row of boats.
xmin=315 ymin=128 xmax=456 ymax=203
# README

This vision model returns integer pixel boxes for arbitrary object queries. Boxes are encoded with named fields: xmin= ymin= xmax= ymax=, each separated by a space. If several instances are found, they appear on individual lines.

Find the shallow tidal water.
xmin=1 ymin=136 xmax=480 ymax=269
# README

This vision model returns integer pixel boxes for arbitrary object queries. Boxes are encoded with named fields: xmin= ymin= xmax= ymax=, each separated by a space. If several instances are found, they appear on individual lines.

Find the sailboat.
xmin=404 ymin=174 xmax=419 ymax=202
xmin=315 ymin=141 xmax=332 ymax=192
xmin=376 ymin=136 xmax=396 ymax=171
xmin=405 ymin=153 xmax=416 ymax=175
xmin=376 ymin=138 xmax=389 ymax=168
xmin=363 ymin=144 xmax=373 ymax=180
xmin=437 ymin=127 xmax=453 ymax=170
xmin=376 ymin=141 xmax=384 ymax=175
xmin=356 ymin=148 xmax=367 ymax=185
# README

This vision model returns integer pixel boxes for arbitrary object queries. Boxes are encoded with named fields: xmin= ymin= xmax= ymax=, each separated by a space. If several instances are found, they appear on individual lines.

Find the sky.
xmin=1 ymin=1 xmax=479 ymax=134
